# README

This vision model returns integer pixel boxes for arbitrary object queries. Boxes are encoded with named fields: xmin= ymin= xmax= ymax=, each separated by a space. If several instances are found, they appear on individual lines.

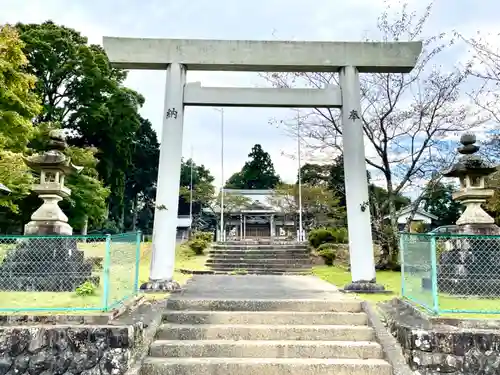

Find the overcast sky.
xmin=1 ymin=0 xmax=497 ymax=189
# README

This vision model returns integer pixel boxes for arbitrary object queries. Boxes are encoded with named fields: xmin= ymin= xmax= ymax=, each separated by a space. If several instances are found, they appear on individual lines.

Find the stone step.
xmin=209 ymin=248 xmax=309 ymax=254
xmin=210 ymin=249 xmax=310 ymax=253
xmin=150 ymin=340 xmax=383 ymax=359
xmin=163 ymin=310 xmax=368 ymax=325
xmin=208 ymin=267 xmax=311 ymax=274
xmin=206 ymin=258 xmax=311 ymax=265
xmin=212 ymin=241 xmax=308 ymax=249
xmin=166 ymin=298 xmax=363 ymax=312
xmin=208 ymin=253 xmax=311 ymax=260
xmin=208 ymin=264 xmax=311 ymax=269
xmin=210 ymin=270 xmax=312 ymax=275
xmin=207 ymin=262 xmax=311 ymax=269
xmin=156 ymin=324 xmax=374 ymax=341
xmin=141 ymin=357 xmax=391 ymax=375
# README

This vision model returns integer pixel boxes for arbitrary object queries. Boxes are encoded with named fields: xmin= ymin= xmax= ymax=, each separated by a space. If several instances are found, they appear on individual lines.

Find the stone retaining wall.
xmin=380 ymin=299 xmax=500 ymax=375
xmin=0 ymin=301 xmax=163 ymax=375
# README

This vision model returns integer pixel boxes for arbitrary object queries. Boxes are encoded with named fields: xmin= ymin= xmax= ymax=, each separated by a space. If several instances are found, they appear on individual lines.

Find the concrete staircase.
xmin=206 ymin=241 xmax=311 ymax=274
xmin=142 ymin=297 xmax=391 ymax=375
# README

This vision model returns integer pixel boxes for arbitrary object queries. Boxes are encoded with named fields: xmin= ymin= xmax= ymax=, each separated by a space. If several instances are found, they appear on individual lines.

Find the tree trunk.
xmin=377 ymin=179 xmax=400 ymax=270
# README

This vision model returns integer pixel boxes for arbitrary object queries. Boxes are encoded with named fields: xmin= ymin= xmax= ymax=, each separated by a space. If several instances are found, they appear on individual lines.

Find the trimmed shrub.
xmin=317 ymin=242 xmax=338 ymax=251
xmin=317 ymin=247 xmax=336 ymax=266
xmin=331 ymin=227 xmax=348 ymax=244
xmin=308 ymin=227 xmax=349 ymax=248
xmin=188 ymin=238 xmax=209 ymax=255
xmin=308 ymin=228 xmax=334 ymax=248
xmin=192 ymin=231 xmax=213 ymax=243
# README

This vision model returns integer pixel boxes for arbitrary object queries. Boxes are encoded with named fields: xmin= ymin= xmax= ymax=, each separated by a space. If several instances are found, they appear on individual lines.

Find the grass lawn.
xmin=313 ymin=265 xmax=500 ymax=319
xmin=0 ymin=240 xmax=207 ymax=314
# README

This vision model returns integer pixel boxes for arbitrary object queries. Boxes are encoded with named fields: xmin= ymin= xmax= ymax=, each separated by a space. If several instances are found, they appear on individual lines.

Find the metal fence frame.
xmin=400 ymin=232 xmax=500 ymax=315
xmin=0 ymin=231 xmax=142 ymax=313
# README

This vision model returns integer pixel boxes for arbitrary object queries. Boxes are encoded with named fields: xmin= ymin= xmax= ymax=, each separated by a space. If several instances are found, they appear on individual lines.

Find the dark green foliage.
xmin=178 ymin=158 xmax=215 ymax=218
xmin=308 ymin=228 xmax=333 ymax=248
xmin=15 ymin=21 xmax=144 ymax=232
xmin=225 ymin=144 xmax=281 ymax=189
xmin=422 ymin=181 xmax=462 ymax=226
xmin=308 ymin=227 xmax=349 ymax=248
xmin=317 ymin=246 xmax=337 ymax=266
xmin=317 ymin=242 xmax=338 ymax=251
xmin=192 ymin=231 xmax=213 ymax=243
xmin=188 ymin=238 xmax=209 ymax=255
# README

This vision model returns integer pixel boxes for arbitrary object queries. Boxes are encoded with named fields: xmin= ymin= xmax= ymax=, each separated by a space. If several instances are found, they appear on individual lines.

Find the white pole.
xmin=147 ymin=63 xmax=185 ymax=291
xmin=339 ymin=66 xmax=377 ymax=288
xmin=214 ymin=108 xmax=225 ymax=242
xmin=189 ymin=146 xmax=194 ymax=230
xmin=297 ymin=111 xmax=303 ymax=242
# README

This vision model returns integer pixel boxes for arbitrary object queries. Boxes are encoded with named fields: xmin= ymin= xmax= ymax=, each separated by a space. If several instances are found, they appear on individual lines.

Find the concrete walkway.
xmin=176 ymin=274 xmax=344 ymax=300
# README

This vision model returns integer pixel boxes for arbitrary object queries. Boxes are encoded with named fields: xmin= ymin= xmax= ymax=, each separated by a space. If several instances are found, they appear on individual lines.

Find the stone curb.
xmin=361 ymin=301 xmax=414 ymax=375
xmin=123 ymin=301 xmax=166 ymax=375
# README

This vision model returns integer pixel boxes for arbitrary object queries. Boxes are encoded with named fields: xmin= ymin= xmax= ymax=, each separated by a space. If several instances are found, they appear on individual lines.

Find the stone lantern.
xmin=428 ymin=133 xmax=500 ymax=296
xmin=23 ymin=129 xmax=83 ymax=235
xmin=442 ymin=133 xmax=499 ymax=234
xmin=0 ymin=130 xmax=98 ymax=292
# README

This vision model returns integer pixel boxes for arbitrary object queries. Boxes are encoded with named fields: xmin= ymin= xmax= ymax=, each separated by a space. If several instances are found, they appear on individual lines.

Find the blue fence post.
xmin=399 ymin=233 xmax=406 ymax=297
xmin=102 ymin=234 xmax=112 ymax=311
xmin=429 ymin=233 xmax=440 ymax=315
xmin=134 ymin=231 xmax=142 ymax=293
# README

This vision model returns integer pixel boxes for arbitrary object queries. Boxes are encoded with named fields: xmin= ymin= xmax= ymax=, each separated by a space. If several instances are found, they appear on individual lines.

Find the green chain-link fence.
xmin=401 ymin=232 xmax=500 ymax=315
xmin=0 ymin=232 xmax=141 ymax=313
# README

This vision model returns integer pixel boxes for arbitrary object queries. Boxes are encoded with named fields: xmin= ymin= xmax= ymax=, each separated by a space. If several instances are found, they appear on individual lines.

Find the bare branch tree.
xmin=457 ymin=31 xmax=500 ymax=138
xmin=262 ymin=2 xmax=481 ymax=268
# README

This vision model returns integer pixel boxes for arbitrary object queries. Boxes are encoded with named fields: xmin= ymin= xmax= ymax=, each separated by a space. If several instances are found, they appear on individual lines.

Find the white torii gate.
xmin=103 ymin=37 xmax=422 ymax=292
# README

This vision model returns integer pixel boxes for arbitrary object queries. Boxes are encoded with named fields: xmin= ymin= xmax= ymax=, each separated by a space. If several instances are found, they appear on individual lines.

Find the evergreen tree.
xmin=226 ymin=144 xmax=281 ymax=189
xmin=422 ymin=181 xmax=462 ymax=226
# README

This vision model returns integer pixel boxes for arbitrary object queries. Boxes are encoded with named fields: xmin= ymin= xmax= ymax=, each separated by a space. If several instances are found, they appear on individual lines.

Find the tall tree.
xmin=300 ymin=163 xmax=331 ymax=187
xmin=459 ymin=31 xmax=500 ymax=125
xmin=0 ymin=24 xmax=41 ymax=152
xmin=178 ymin=158 xmax=215 ymax=216
xmin=264 ymin=2 xmax=476 ymax=267
xmin=15 ymin=21 xmax=122 ymax=126
xmin=63 ymin=145 xmax=110 ymax=231
xmin=226 ymin=144 xmax=281 ymax=189
xmin=124 ymin=117 xmax=159 ymax=231
xmin=421 ymin=181 xmax=462 ymax=226
xmin=0 ymin=24 xmax=41 ymax=214
xmin=16 ymin=21 xmax=144 ymax=230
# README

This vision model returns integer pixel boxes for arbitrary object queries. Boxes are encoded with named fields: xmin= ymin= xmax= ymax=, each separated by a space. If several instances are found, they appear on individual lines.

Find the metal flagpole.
xmin=189 ymin=146 xmax=194 ymax=231
xmin=297 ymin=111 xmax=303 ymax=242
xmin=214 ymin=108 xmax=225 ymax=242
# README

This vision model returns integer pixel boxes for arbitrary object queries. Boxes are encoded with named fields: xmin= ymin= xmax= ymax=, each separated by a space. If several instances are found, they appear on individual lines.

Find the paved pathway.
xmin=176 ymin=274 xmax=346 ymax=300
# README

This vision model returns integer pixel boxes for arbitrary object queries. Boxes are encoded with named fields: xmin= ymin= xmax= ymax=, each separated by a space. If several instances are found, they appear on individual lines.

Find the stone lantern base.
xmin=0 ymin=237 xmax=99 ymax=292
xmin=0 ymin=196 xmax=99 ymax=292
xmin=422 ymin=223 xmax=500 ymax=296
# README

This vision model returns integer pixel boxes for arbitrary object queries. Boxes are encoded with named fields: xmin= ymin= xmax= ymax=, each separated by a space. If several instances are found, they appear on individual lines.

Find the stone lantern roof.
xmin=442 ymin=133 xmax=496 ymax=178
xmin=23 ymin=129 xmax=83 ymax=175
xmin=442 ymin=132 xmax=499 ymax=230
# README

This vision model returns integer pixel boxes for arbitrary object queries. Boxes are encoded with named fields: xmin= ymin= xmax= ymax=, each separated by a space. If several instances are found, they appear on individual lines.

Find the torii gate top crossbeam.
xmin=103 ymin=37 xmax=422 ymax=73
